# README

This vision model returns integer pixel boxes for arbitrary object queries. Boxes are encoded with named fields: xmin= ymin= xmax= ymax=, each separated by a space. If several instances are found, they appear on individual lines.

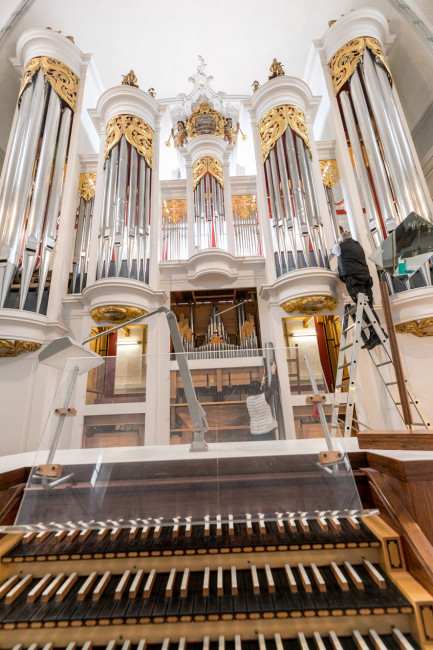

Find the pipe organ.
xmin=232 ymin=195 xmax=261 ymax=257
xmin=193 ymin=158 xmax=226 ymax=252
xmin=0 ymin=57 xmax=77 ymax=312
xmin=258 ymin=106 xmax=328 ymax=277
xmin=71 ymin=174 xmax=97 ymax=293
xmin=97 ymin=115 xmax=154 ymax=282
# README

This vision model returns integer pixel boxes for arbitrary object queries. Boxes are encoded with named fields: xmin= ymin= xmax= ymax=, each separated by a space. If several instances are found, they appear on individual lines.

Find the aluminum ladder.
xmin=331 ymin=292 xmax=430 ymax=437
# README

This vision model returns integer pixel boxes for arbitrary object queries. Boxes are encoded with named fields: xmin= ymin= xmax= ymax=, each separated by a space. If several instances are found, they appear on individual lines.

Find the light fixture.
xmin=117 ymin=339 xmax=140 ymax=346
xmin=291 ymin=331 xmax=316 ymax=338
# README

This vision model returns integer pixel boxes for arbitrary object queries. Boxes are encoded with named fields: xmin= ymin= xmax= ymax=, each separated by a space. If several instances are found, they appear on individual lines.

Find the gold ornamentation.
xmin=192 ymin=156 xmax=224 ymax=190
xmin=147 ymin=88 xmax=156 ymax=98
xmin=319 ymin=159 xmax=340 ymax=188
xmin=282 ymin=295 xmax=338 ymax=315
xmin=223 ymin=118 xmax=240 ymax=145
xmin=18 ymin=57 xmax=79 ymax=112
xmin=78 ymin=173 xmax=97 ymax=201
xmin=395 ymin=318 xmax=433 ymax=337
xmin=252 ymin=80 xmax=260 ymax=92
xmin=121 ymin=70 xmax=139 ymax=87
xmin=328 ymin=36 xmax=392 ymax=96
xmin=162 ymin=199 xmax=187 ymax=224
xmin=258 ymin=104 xmax=310 ymax=163
xmin=232 ymin=195 xmax=257 ymax=220
xmin=105 ymin=114 xmax=153 ymax=168
xmin=0 ymin=340 xmax=41 ymax=357
xmin=169 ymin=121 xmax=188 ymax=148
xmin=268 ymin=58 xmax=285 ymax=80
xmin=90 ymin=305 xmax=146 ymax=324
xmin=185 ymin=102 xmax=225 ymax=139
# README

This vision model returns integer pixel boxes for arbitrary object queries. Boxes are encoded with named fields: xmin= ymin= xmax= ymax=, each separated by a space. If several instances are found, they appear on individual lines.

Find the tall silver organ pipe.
xmin=97 ymin=139 xmax=152 ymax=282
xmin=0 ymin=64 xmax=75 ymax=311
xmin=193 ymin=174 xmax=226 ymax=252
xmin=71 ymin=177 xmax=94 ymax=296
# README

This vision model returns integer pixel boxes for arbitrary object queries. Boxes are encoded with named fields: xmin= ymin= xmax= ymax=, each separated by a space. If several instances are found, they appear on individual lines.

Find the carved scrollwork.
xmin=258 ymin=104 xmax=310 ymax=163
xmin=105 ymin=114 xmax=153 ymax=168
xmin=282 ymin=295 xmax=338 ymax=316
xmin=186 ymin=101 xmax=225 ymax=139
xmin=319 ymin=159 xmax=340 ymax=188
xmin=78 ymin=173 xmax=97 ymax=201
xmin=232 ymin=195 xmax=257 ymax=220
xmin=0 ymin=340 xmax=41 ymax=357
xmin=328 ymin=36 xmax=392 ymax=96
xmin=18 ymin=57 xmax=79 ymax=112
xmin=162 ymin=199 xmax=187 ymax=224
xmin=395 ymin=318 xmax=433 ymax=337
xmin=192 ymin=156 xmax=224 ymax=190
xmin=90 ymin=305 xmax=146 ymax=324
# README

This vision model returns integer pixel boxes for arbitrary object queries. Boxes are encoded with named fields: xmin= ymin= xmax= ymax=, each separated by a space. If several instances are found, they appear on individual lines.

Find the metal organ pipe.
xmin=143 ymin=164 xmax=151 ymax=279
xmin=98 ymin=155 xmax=111 ymax=280
xmin=349 ymin=68 xmax=397 ymax=233
xmin=102 ymin=143 xmax=119 ymax=277
xmin=339 ymin=90 xmax=382 ymax=241
xmin=113 ymin=136 xmax=128 ymax=277
xmin=284 ymin=128 xmax=310 ymax=262
xmin=265 ymin=157 xmax=282 ymax=276
xmin=295 ymin=136 xmax=323 ymax=266
xmin=275 ymin=137 xmax=297 ymax=269
xmin=269 ymin=147 xmax=289 ymax=272
xmin=127 ymin=146 xmax=138 ymax=277
xmin=72 ymin=198 xmax=86 ymax=294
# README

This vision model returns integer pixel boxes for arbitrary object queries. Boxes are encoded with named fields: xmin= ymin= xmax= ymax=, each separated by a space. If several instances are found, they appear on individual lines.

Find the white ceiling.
xmin=0 ymin=0 xmax=433 ymax=166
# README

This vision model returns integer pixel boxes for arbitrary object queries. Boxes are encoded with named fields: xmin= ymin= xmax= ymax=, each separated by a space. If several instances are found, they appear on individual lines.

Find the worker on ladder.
xmin=331 ymin=231 xmax=386 ymax=350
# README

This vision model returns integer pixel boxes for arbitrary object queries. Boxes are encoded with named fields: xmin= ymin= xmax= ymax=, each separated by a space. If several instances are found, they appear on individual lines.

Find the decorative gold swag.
xmin=105 ymin=114 xmax=154 ymax=169
xmin=258 ymin=105 xmax=310 ymax=163
xmin=192 ymin=156 xmax=224 ymax=190
xmin=328 ymin=36 xmax=392 ymax=96
xmin=19 ymin=56 xmax=79 ymax=112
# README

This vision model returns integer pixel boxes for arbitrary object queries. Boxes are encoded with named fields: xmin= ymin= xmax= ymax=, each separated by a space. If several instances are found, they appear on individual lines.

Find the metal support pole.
xmin=304 ymin=354 xmax=334 ymax=451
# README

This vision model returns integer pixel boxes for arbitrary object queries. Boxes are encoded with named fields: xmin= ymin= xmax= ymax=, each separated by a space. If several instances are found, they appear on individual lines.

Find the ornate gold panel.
xmin=328 ymin=36 xmax=392 ymax=96
xmin=232 ymin=195 xmax=257 ymax=220
xmin=319 ymin=159 xmax=340 ymax=188
xmin=18 ymin=57 xmax=79 ymax=112
xmin=192 ymin=157 xmax=224 ymax=190
xmin=0 ymin=340 xmax=41 ymax=357
xmin=78 ymin=173 xmax=97 ymax=201
xmin=185 ymin=102 xmax=225 ymax=139
xmin=258 ymin=104 xmax=310 ymax=163
xmin=105 ymin=114 xmax=153 ymax=168
xmin=282 ymin=295 xmax=338 ymax=316
xmin=395 ymin=318 xmax=433 ymax=337
xmin=90 ymin=305 xmax=146 ymax=324
xmin=162 ymin=199 xmax=187 ymax=224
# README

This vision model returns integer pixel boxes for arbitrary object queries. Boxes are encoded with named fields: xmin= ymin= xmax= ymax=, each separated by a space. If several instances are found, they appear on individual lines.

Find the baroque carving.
xmin=19 ymin=57 xmax=79 ymax=112
xmin=232 ymin=195 xmax=257 ymax=220
xmin=162 ymin=199 xmax=187 ymax=224
xmin=105 ymin=114 xmax=153 ymax=168
xmin=319 ymin=159 xmax=340 ymax=188
xmin=282 ymin=295 xmax=338 ymax=315
xmin=78 ymin=173 xmax=97 ymax=201
xmin=258 ymin=105 xmax=310 ymax=163
xmin=90 ymin=305 xmax=146 ymax=324
xmin=395 ymin=318 xmax=433 ymax=337
xmin=0 ymin=340 xmax=41 ymax=357
xmin=121 ymin=70 xmax=139 ymax=87
xmin=268 ymin=58 xmax=285 ymax=80
xmin=328 ymin=36 xmax=392 ymax=96
xmin=192 ymin=156 xmax=224 ymax=190
xmin=185 ymin=102 xmax=225 ymax=139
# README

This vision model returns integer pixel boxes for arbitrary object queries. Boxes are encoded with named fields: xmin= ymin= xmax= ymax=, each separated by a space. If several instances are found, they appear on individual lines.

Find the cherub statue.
xmin=121 ymin=70 xmax=139 ymax=87
xmin=268 ymin=58 xmax=285 ymax=80
xmin=171 ymin=120 xmax=189 ymax=148
xmin=223 ymin=118 xmax=240 ymax=144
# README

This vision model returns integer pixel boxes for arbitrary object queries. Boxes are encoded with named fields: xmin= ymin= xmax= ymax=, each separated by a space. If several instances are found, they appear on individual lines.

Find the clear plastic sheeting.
xmin=3 ymin=348 xmax=370 ymax=533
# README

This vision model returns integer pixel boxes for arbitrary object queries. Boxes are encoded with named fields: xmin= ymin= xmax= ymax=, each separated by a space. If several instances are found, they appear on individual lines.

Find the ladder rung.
xmin=375 ymin=361 xmax=392 ymax=368
xmin=337 ymin=362 xmax=352 ymax=370
xmin=344 ymin=324 xmax=356 ymax=332
xmin=340 ymin=344 xmax=353 ymax=352
xmin=385 ymin=381 xmax=398 ymax=386
xmin=335 ymin=382 xmax=350 ymax=389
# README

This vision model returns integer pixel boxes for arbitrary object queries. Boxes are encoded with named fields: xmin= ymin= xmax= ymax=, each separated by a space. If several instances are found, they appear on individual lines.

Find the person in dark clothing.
xmin=333 ymin=231 xmax=385 ymax=350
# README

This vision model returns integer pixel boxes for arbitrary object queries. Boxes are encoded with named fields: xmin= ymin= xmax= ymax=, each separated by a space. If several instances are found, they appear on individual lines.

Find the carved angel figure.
xmin=121 ymin=70 xmax=138 ymax=87
xmin=223 ymin=118 xmax=240 ymax=144
xmin=268 ymin=58 xmax=284 ymax=79
xmin=171 ymin=120 xmax=189 ymax=148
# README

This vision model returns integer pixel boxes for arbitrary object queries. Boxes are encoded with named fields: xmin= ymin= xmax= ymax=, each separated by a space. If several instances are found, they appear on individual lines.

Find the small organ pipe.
xmin=284 ymin=128 xmax=310 ymax=263
xmin=127 ymin=146 xmax=138 ymax=277
xmin=143 ymin=163 xmax=151 ymax=276
xmin=103 ymin=143 xmax=119 ymax=277
xmin=98 ymin=155 xmax=111 ymax=279
xmin=113 ymin=135 xmax=128 ymax=276
xmin=136 ymin=156 xmax=146 ymax=278
xmin=80 ymin=198 xmax=94 ymax=293
xmin=72 ymin=198 xmax=86 ymax=292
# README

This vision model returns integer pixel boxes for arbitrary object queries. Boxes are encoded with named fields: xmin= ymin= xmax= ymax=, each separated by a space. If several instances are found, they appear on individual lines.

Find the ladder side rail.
xmin=343 ymin=294 xmax=365 ymax=437
xmin=330 ymin=306 xmax=352 ymax=435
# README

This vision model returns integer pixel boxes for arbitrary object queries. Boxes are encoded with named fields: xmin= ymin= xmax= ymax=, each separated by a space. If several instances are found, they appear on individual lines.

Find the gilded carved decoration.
xmin=395 ymin=319 xmax=433 ymax=337
xmin=232 ymin=195 xmax=257 ymax=220
xmin=328 ymin=37 xmax=392 ymax=96
xmin=268 ymin=58 xmax=285 ymax=80
xmin=162 ymin=199 xmax=187 ymax=224
xmin=0 ymin=340 xmax=41 ymax=357
xmin=18 ymin=57 xmax=79 ymax=112
xmin=105 ymin=114 xmax=153 ymax=168
xmin=90 ymin=305 xmax=146 ymax=324
xmin=258 ymin=105 xmax=310 ymax=163
xmin=186 ymin=102 xmax=225 ymax=139
xmin=282 ymin=295 xmax=338 ymax=316
xmin=78 ymin=173 xmax=97 ymax=201
xmin=192 ymin=157 xmax=224 ymax=190
xmin=121 ymin=70 xmax=139 ymax=87
xmin=319 ymin=159 xmax=340 ymax=188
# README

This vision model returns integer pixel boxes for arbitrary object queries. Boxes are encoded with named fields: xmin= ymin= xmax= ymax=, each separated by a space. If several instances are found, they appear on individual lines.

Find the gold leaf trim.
xmin=282 ymin=295 xmax=338 ymax=316
xmin=105 ymin=114 xmax=153 ymax=168
xmin=162 ymin=199 xmax=187 ymax=224
xmin=0 ymin=340 xmax=41 ymax=357
xmin=258 ymin=104 xmax=310 ymax=163
xmin=395 ymin=318 xmax=433 ymax=337
xmin=90 ymin=305 xmax=146 ymax=324
xmin=192 ymin=156 xmax=224 ymax=190
xmin=319 ymin=159 xmax=340 ymax=188
xmin=78 ymin=173 xmax=97 ymax=201
xmin=232 ymin=195 xmax=257 ymax=220
xmin=186 ymin=101 xmax=225 ymax=139
xmin=18 ymin=56 xmax=79 ymax=112
xmin=328 ymin=36 xmax=392 ymax=96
